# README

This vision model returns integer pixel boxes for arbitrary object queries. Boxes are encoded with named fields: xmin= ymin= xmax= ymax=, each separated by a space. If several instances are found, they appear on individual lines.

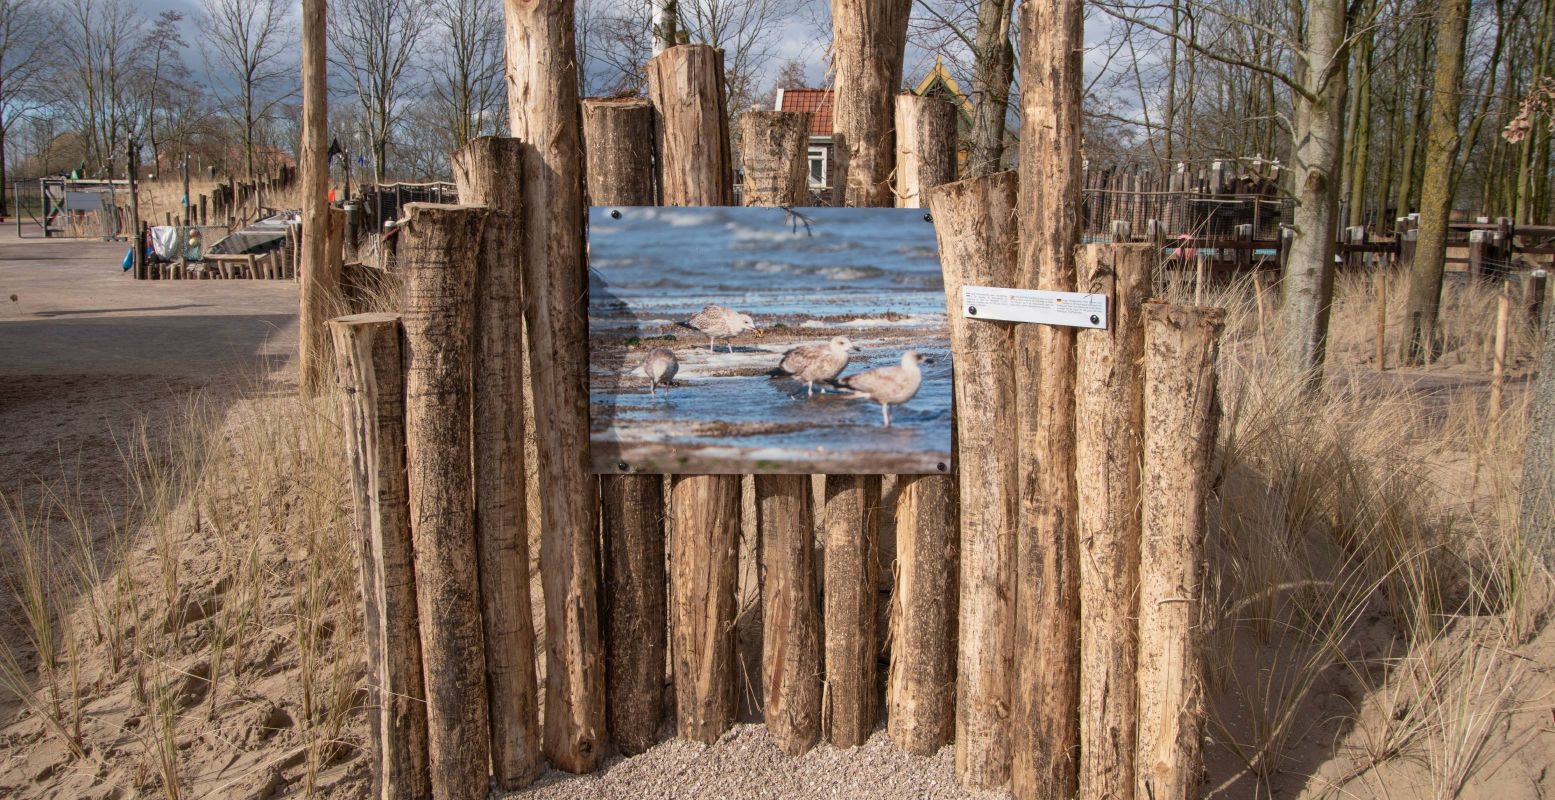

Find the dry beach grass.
xmin=1 ymin=264 xmax=1552 ymax=798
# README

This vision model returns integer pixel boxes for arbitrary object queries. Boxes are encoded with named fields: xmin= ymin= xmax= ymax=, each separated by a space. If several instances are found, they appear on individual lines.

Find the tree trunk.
xmin=1347 ymin=29 xmax=1373 ymax=228
xmin=1400 ymin=0 xmax=1472 ymax=365
xmin=329 ymin=313 xmax=432 ymax=800
xmin=966 ymin=0 xmax=1015 ymax=177
xmin=894 ymin=95 xmax=958 ymax=209
xmin=648 ymin=45 xmax=734 ymax=207
xmin=1135 ymin=304 xmax=1225 ymax=800
xmin=298 ymin=0 xmax=338 ymax=396
xmin=1521 ymin=310 xmax=1555 ymax=567
xmin=1277 ymin=0 xmax=1349 ymax=387
xmin=582 ymin=96 xmax=667 ymax=757
xmin=886 ymin=91 xmax=960 ymax=758
xmin=400 ymin=203 xmax=492 ymax=800
xmin=927 ymin=172 xmax=1019 ymax=790
xmin=830 ymin=0 xmax=912 ymax=207
xmin=739 ymin=109 xmax=821 ymax=756
xmin=1012 ymin=0 xmax=1085 ymax=795
xmin=503 ymin=0 xmax=606 ymax=772
xmin=450 ymin=138 xmax=543 ymax=789
xmin=1075 ymin=243 xmax=1154 ymax=800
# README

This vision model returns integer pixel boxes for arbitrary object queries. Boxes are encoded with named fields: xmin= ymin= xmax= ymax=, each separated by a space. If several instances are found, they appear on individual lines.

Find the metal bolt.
xmin=1090 ymin=314 xmax=1100 ymax=325
xmin=967 ymin=306 xmax=978 ymax=316
xmin=936 ymin=462 xmax=947 ymax=472
xmin=617 ymin=461 xmax=629 ymax=472
xmin=923 ymin=213 xmax=934 ymax=223
xmin=610 ymin=209 xmax=622 ymax=219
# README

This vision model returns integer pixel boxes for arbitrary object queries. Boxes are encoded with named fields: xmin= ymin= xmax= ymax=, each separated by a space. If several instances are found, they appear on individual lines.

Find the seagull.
xmin=837 ymin=350 xmax=929 ymax=428
xmin=642 ymin=347 xmax=678 ymax=399
xmin=767 ymin=336 xmax=860 ymax=397
xmin=677 ymin=304 xmax=756 ymax=352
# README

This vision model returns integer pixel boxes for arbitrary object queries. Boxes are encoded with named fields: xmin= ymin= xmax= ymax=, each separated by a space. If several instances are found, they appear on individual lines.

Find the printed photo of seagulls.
xmin=588 ymin=206 xmax=953 ymax=474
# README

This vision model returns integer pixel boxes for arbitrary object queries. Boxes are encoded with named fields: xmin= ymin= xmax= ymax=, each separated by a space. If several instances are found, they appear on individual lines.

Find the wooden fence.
xmin=322 ymin=22 xmax=1230 ymax=800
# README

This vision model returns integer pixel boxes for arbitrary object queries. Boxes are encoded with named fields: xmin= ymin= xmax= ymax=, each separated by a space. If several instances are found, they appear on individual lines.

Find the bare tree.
xmin=139 ymin=11 xmax=192 ymax=168
xmin=678 ymin=0 xmax=802 ymax=110
xmin=427 ymin=0 xmax=504 ymax=149
xmin=1 ymin=0 xmax=53 ymax=215
xmin=60 ymin=0 xmax=149 ymax=175
xmin=912 ymin=0 xmax=1017 ymax=176
xmin=328 ymin=0 xmax=426 ymax=182
xmin=201 ymin=0 xmax=295 ymax=180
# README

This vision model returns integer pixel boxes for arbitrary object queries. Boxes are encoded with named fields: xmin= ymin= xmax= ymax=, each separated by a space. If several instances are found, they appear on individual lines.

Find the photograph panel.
xmin=588 ymin=206 xmax=953 ymax=474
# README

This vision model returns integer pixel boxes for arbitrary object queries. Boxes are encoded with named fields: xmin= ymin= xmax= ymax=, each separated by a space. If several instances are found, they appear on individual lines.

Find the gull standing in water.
xmin=767 ymin=336 xmax=860 ymax=397
xmin=678 ymin=304 xmax=756 ymax=352
xmin=642 ymin=347 xmax=679 ymax=399
xmin=837 ymin=350 xmax=929 ymax=428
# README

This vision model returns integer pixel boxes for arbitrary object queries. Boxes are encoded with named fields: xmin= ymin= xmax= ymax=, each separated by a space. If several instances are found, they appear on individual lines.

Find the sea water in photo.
xmin=588 ymin=205 xmax=953 ymax=474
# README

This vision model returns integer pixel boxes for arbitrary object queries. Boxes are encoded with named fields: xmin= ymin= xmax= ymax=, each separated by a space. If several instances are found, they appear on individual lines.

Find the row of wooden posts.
xmin=320 ymin=34 xmax=1226 ymax=800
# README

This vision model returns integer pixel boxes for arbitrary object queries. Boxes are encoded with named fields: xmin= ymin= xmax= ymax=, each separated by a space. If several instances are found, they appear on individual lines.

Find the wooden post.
xmin=400 ymin=203 xmax=491 ymax=800
xmin=1013 ymin=0 xmax=1085 ymax=794
xmin=738 ymin=108 xmax=822 ymax=756
xmin=1136 ymin=303 xmax=1224 ymax=800
xmin=647 ymin=41 xmax=741 ymax=744
xmin=824 ymin=0 xmax=910 ymax=750
xmin=1376 ymin=270 xmax=1388 ymax=371
xmin=927 ymin=173 xmax=1019 ymax=788
xmin=667 ymin=474 xmax=741 ymax=743
xmin=1111 ymin=219 xmax=1132 ymax=243
xmin=1491 ymin=282 xmax=1511 ymax=420
xmin=887 ymin=90 xmax=960 ymax=757
xmin=740 ymin=110 xmax=811 ymax=207
xmin=583 ymin=96 xmax=667 ymax=756
xmin=1075 ymin=243 xmax=1154 ymax=800
xmin=822 ymin=475 xmax=882 ymax=747
xmin=450 ymin=138 xmax=543 ymax=789
xmin=1524 ymin=270 xmax=1548 ymax=328
xmin=329 ymin=313 xmax=432 ymax=800
xmin=830 ymin=0 xmax=912 ymax=208
xmin=1468 ymin=230 xmax=1489 ymax=280
xmin=298 ymin=0 xmax=338 ymax=395
xmin=583 ymin=98 xmax=658 ymax=207
xmin=894 ymin=94 xmax=958 ymax=208
xmin=505 ymin=0 xmax=606 ymax=771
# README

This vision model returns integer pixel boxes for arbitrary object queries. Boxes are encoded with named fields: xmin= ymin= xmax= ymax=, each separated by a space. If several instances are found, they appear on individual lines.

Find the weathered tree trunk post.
xmin=298 ymin=0 xmax=340 ymax=395
xmin=648 ymin=42 xmax=743 ymax=744
xmin=1075 ymin=243 xmax=1154 ymax=800
xmin=450 ymin=138 xmax=543 ymax=789
xmin=127 ymin=141 xmax=145 ymax=280
xmin=739 ymin=108 xmax=824 ymax=756
xmin=583 ymin=96 xmax=668 ymax=757
xmin=329 ymin=313 xmax=432 ymax=800
xmin=1525 ymin=270 xmax=1548 ymax=328
xmin=893 ymin=94 xmax=958 ymax=209
xmin=1375 ymin=270 xmax=1388 ymax=370
xmin=1490 ymin=282 xmax=1512 ymax=420
xmin=825 ymin=0 xmax=912 ymax=749
xmin=1012 ymin=0 xmax=1085 ymax=795
xmin=887 ymin=91 xmax=960 ymax=757
xmin=928 ymin=173 xmax=1019 ymax=789
xmin=503 ymin=0 xmax=607 ymax=771
xmin=831 ymin=0 xmax=912 ymax=208
xmin=400 ymin=204 xmax=491 ymax=800
xmin=741 ymin=111 xmax=811 ymax=208
xmin=1136 ymin=303 xmax=1225 ymax=800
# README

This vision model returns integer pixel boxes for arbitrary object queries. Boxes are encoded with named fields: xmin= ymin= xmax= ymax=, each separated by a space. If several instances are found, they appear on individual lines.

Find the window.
xmin=808 ymin=147 xmax=827 ymax=188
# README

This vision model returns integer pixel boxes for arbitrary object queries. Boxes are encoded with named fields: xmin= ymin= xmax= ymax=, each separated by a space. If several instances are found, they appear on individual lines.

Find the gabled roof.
xmin=912 ymin=57 xmax=977 ymax=123
xmin=775 ymin=88 xmax=835 ymax=137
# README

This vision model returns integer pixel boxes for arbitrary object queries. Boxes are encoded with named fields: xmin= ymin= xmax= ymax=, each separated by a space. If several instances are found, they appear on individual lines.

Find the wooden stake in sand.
xmin=297 ymin=0 xmax=341 ymax=395
xmin=400 ymin=203 xmax=491 ymax=800
xmin=927 ymin=172 xmax=1019 ymax=789
xmin=1491 ymin=282 xmax=1512 ymax=421
xmin=1075 ymin=242 xmax=1154 ymax=800
xmin=450 ymin=138 xmax=543 ymax=789
xmin=831 ymin=0 xmax=912 ymax=208
xmin=1376 ymin=270 xmax=1388 ymax=371
xmin=1136 ymin=303 xmax=1225 ymax=800
xmin=504 ymin=0 xmax=607 ymax=771
xmin=329 ymin=313 xmax=432 ymax=800
xmin=647 ymin=43 xmax=742 ymax=744
xmin=887 ymin=91 xmax=960 ymax=758
xmin=739 ymin=108 xmax=823 ymax=756
xmin=1012 ymin=0 xmax=1085 ymax=794
xmin=583 ymin=96 xmax=668 ymax=757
